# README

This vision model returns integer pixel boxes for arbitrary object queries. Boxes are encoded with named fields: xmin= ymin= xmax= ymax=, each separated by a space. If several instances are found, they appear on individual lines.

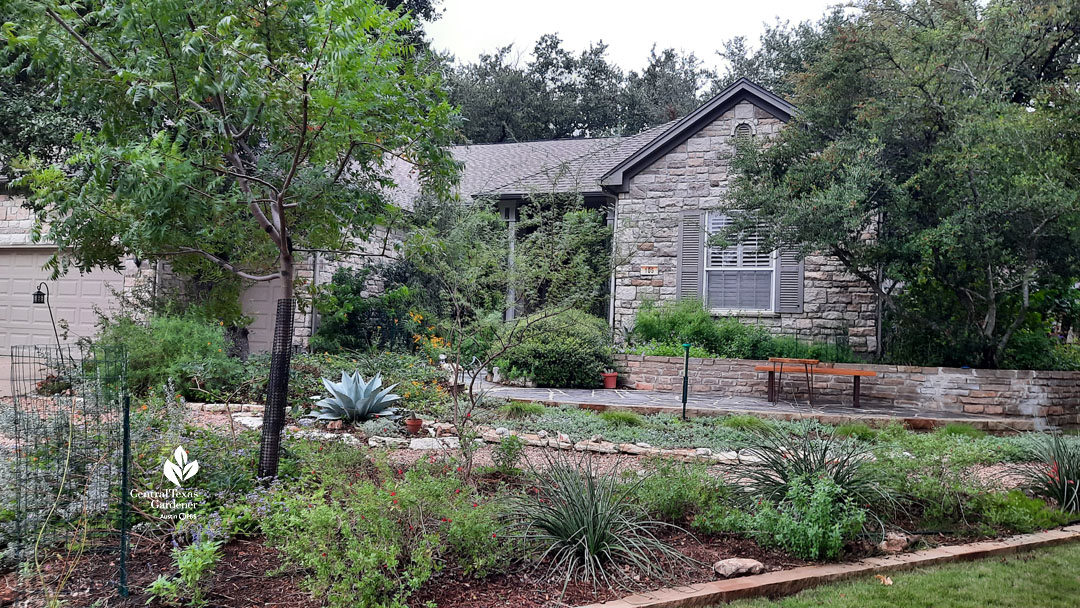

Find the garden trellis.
xmin=5 ymin=344 xmax=131 ymax=596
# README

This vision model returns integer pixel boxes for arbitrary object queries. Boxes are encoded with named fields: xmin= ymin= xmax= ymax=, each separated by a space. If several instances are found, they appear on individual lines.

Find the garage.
xmin=0 ymin=247 xmax=127 ymax=396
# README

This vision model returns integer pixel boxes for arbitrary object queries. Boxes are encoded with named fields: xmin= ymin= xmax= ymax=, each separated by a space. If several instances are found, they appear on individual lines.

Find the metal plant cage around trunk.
xmin=4 ymin=344 xmax=131 ymax=595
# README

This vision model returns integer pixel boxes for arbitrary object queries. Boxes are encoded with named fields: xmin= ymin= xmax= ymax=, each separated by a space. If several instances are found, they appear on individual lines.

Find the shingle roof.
xmin=383 ymin=121 xmax=676 ymax=207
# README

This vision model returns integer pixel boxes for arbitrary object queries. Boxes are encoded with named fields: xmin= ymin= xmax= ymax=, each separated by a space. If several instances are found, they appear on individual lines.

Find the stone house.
xmin=426 ymin=79 xmax=879 ymax=353
xmin=0 ymin=78 xmax=879 ymax=393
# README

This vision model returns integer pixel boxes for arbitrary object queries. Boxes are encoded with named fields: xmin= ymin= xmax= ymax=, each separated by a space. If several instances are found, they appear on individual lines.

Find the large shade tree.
xmin=6 ymin=0 xmax=459 ymax=476
xmin=724 ymin=0 xmax=1080 ymax=367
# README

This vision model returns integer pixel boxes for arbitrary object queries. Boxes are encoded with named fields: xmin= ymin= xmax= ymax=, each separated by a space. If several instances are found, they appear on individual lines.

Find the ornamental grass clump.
xmin=1021 ymin=434 xmax=1080 ymax=513
xmin=508 ymin=452 xmax=695 ymax=593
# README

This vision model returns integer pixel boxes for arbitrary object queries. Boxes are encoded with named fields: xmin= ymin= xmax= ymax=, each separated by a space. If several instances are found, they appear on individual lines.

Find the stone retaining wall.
xmin=614 ymin=354 xmax=1080 ymax=429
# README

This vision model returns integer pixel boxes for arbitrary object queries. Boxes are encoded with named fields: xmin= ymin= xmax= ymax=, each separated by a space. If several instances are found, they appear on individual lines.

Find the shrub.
xmin=497 ymin=401 xmax=547 ymax=419
xmin=507 ymin=452 xmax=691 ymax=592
xmin=973 ymin=490 xmax=1069 ymax=533
xmin=937 ymin=423 xmax=986 ymax=439
xmin=632 ymin=299 xmax=722 ymax=352
xmin=631 ymin=460 xmax=728 ymax=522
xmin=145 ymin=540 xmax=223 ymax=608
xmin=1020 ymin=434 xmax=1080 ymax=513
xmin=625 ymin=341 xmax=712 ymax=358
xmin=750 ymin=475 xmax=866 ymax=560
xmin=492 ymin=434 xmax=525 ymax=473
xmin=98 ymin=313 xmax=241 ymax=398
xmin=310 ymin=267 xmax=429 ymax=353
xmin=599 ymin=410 xmax=643 ymax=428
xmin=493 ymin=309 xmax=613 ymax=388
xmin=739 ymin=430 xmax=890 ymax=512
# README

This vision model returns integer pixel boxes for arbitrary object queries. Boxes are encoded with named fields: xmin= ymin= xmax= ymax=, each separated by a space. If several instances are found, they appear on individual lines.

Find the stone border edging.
xmin=575 ymin=526 xmax=1080 ymax=608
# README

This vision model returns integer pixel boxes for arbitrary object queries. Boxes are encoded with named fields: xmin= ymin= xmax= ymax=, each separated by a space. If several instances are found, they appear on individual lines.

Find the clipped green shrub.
xmin=631 ymin=460 xmax=728 ymax=522
xmin=626 ymin=341 xmax=712 ymax=358
xmin=632 ymin=299 xmax=725 ymax=354
xmin=974 ymin=490 xmax=1069 ymax=533
xmin=98 ymin=313 xmax=241 ymax=398
xmin=494 ymin=309 xmax=614 ymax=388
xmin=719 ymin=414 xmax=773 ymax=433
xmin=835 ymin=422 xmax=878 ymax=441
xmin=492 ymin=434 xmax=525 ymax=473
xmin=599 ymin=410 xmax=643 ymax=428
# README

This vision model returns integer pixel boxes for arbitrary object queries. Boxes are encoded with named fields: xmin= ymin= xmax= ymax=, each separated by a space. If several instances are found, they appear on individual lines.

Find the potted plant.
xmin=601 ymin=369 xmax=618 ymax=389
xmin=404 ymin=411 xmax=424 ymax=436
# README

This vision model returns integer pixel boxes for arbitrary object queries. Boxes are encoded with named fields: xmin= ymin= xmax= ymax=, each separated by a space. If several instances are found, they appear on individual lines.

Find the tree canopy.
xmin=724 ymin=0 xmax=1080 ymax=367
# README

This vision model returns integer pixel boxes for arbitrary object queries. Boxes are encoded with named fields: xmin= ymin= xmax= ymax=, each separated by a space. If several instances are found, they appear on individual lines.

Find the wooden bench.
xmin=754 ymin=358 xmax=878 ymax=407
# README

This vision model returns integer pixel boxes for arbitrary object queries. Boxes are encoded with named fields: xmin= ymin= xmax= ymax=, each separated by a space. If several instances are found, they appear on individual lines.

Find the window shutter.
xmin=774 ymin=250 xmax=804 ymax=313
xmin=677 ymin=210 xmax=704 ymax=300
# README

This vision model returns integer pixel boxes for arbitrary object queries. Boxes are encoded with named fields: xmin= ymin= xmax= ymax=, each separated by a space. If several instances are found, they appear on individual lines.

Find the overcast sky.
xmin=426 ymin=0 xmax=840 ymax=73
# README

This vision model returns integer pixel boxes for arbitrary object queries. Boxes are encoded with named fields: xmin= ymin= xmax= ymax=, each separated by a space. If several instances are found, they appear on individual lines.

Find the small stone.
xmin=326 ymin=420 xmax=344 ymax=431
xmin=537 ymin=430 xmax=549 ymax=439
xmin=634 ymin=442 xmax=652 ymax=448
xmin=713 ymin=558 xmax=764 ymax=579
xmin=877 ymin=532 xmax=915 ymax=553
xmin=367 ymin=436 xmax=409 ymax=448
xmin=590 ymin=434 xmax=604 ymax=443
xmin=557 ymin=432 xmax=571 ymax=444
xmin=495 ymin=427 xmax=510 ymax=437
xmin=433 ymin=422 xmax=457 ymax=437
xmin=410 ymin=438 xmax=443 ymax=450
xmin=297 ymin=418 xmax=315 ymax=427
xmin=695 ymin=447 xmax=713 ymax=457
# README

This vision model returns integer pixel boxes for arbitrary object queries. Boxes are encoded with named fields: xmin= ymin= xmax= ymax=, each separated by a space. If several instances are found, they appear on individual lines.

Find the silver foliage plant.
xmin=306 ymin=371 xmax=401 ymax=423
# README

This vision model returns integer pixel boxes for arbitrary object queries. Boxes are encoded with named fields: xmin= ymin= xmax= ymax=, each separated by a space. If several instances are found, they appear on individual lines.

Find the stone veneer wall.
xmin=611 ymin=100 xmax=879 ymax=353
xmin=615 ymin=353 xmax=1080 ymax=429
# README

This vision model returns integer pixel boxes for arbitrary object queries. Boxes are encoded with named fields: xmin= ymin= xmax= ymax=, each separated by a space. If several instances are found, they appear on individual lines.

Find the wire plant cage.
xmin=5 ymin=343 xmax=131 ymax=596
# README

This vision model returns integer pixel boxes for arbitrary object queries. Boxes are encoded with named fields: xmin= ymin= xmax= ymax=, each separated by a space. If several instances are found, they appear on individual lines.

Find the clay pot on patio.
xmin=404 ymin=416 xmax=424 ymax=436
xmin=601 ymin=371 xmax=618 ymax=389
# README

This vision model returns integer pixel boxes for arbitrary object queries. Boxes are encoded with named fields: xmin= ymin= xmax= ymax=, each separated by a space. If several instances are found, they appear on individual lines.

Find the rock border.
xmin=575 ymin=526 xmax=1080 ymax=608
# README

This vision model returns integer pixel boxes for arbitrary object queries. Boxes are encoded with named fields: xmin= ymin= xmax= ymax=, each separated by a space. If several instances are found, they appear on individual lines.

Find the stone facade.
xmin=0 ymin=190 xmax=34 ymax=245
xmin=611 ymin=100 xmax=879 ymax=353
xmin=616 ymin=354 xmax=1080 ymax=430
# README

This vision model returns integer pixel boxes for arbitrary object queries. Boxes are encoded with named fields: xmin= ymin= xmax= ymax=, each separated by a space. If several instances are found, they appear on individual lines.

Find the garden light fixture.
xmin=32 ymin=281 xmax=64 ymax=355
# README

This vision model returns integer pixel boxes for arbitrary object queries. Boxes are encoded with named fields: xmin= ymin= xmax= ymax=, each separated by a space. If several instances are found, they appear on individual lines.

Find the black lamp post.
xmin=33 ymin=282 xmax=64 ymax=356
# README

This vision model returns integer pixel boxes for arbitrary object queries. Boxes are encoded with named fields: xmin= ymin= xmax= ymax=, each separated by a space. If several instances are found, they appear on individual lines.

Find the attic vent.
xmin=734 ymin=123 xmax=753 ymax=143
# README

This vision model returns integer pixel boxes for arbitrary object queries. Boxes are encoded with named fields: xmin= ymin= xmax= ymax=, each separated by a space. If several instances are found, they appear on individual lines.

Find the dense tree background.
xmin=443 ymin=16 xmax=840 ymax=143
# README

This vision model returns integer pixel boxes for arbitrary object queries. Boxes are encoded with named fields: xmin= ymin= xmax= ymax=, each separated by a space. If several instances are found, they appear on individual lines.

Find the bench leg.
xmin=767 ymin=371 xmax=776 ymax=403
xmin=853 ymin=376 xmax=861 ymax=408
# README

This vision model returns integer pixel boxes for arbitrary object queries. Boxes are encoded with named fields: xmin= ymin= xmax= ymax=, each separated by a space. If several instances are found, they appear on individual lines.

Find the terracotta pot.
xmin=404 ymin=418 xmax=424 ymax=435
xmin=601 ymin=372 xmax=618 ymax=389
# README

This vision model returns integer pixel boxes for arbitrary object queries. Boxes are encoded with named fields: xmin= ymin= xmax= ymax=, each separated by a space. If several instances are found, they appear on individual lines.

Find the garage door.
xmin=0 ymin=248 xmax=126 ymax=396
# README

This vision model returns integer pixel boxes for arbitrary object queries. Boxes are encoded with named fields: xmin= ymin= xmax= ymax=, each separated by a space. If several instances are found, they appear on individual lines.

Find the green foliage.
xmin=262 ymin=446 xmax=516 ymax=608
xmin=491 ymin=435 xmax=525 ymax=474
xmin=494 ymin=309 xmax=614 ymax=388
xmin=834 ymin=422 xmax=877 ymax=442
xmin=97 ymin=313 xmax=241 ymax=398
xmin=9 ymin=0 xmax=457 ymax=311
xmin=936 ymin=423 xmax=986 ymax=440
xmin=726 ymin=0 xmax=1080 ymax=369
xmin=307 ymin=372 xmax=401 ymax=423
xmin=973 ymin=490 xmax=1069 ymax=534
xmin=631 ymin=300 xmax=855 ymax=362
xmin=751 ymin=475 xmax=866 ymax=561
xmin=507 ymin=452 xmax=691 ymax=592
xmin=311 ymin=267 xmax=429 ymax=353
xmin=630 ymin=461 xmax=728 ymax=523
xmin=496 ymin=402 xmax=547 ymax=419
xmin=599 ymin=410 xmax=643 ymax=428
xmin=739 ymin=430 xmax=890 ymax=512
xmin=718 ymin=415 xmax=774 ymax=433
xmin=626 ymin=341 xmax=712 ymax=358
xmin=145 ymin=540 xmax=223 ymax=607
xmin=1020 ymin=434 xmax=1080 ymax=513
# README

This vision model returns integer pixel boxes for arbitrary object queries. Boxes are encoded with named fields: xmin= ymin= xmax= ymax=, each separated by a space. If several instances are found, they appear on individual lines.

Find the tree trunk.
xmin=257 ymin=256 xmax=295 ymax=479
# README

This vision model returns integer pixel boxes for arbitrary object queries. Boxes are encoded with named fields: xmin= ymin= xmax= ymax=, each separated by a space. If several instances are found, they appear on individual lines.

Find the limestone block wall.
xmin=611 ymin=100 xmax=879 ymax=353
xmin=615 ymin=354 xmax=1080 ymax=429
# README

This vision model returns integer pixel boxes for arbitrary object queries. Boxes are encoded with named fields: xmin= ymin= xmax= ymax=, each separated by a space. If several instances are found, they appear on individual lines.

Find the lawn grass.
xmin=722 ymin=542 xmax=1080 ymax=608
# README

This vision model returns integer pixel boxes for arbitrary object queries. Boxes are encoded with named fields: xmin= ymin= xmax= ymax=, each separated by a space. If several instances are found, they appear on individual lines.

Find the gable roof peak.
xmin=599 ymin=79 xmax=794 ymax=191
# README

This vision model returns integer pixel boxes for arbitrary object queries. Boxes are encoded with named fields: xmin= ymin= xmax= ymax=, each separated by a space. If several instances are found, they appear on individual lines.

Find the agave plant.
xmin=307 ymin=371 xmax=401 ymax=423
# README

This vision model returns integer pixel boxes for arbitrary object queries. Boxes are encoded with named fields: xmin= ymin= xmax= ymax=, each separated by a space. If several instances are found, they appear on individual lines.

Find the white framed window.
xmin=704 ymin=213 xmax=775 ymax=311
